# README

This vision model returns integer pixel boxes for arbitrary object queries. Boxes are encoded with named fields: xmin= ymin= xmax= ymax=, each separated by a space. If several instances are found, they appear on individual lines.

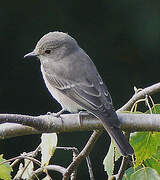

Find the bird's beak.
xmin=24 ymin=51 xmax=37 ymax=58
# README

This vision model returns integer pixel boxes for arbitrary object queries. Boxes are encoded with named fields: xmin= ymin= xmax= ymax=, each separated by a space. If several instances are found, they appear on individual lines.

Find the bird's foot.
xmin=47 ymin=109 xmax=66 ymax=124
xmin=47 ymin=109 xmax=66 ymax=118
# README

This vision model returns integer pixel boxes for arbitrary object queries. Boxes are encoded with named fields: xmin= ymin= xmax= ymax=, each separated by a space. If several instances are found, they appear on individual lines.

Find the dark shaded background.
xmin=0 ymin=0 xmax=160 ymax=179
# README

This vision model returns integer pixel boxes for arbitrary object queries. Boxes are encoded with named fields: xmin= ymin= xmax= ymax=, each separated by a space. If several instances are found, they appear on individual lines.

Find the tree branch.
xmin=115 ymin=156 xmax=130 ymax=180
xmin=115 ymin=132 xmax=131 ymax=180
xmin=117 ymin=82 xmax=160 ymax=112
xmin=86 ymin=156 xmax=95 ymax=180
xmin=0 ymin=113 xmax=160 ymax=139
xmin=30 ymin=165 xmax=66 ymax=179
xmin=63 ymin=130 xmax=103 ymax=180
xmin=0 ymin=82 xmax=159 ymax=140
xmin=1 ymin=82 xmax=160 ymax=179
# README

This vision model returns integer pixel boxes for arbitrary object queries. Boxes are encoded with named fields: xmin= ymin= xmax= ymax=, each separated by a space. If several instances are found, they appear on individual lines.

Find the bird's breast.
xmin=41 ymin=65 xmax=83 ymax=112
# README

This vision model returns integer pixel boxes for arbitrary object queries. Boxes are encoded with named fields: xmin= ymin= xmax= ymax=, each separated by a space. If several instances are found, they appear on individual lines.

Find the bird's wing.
xmin=44 ymin=68 xmax=120 ymax=128
xmin=45 ymin=70 xmax=109 ymax=108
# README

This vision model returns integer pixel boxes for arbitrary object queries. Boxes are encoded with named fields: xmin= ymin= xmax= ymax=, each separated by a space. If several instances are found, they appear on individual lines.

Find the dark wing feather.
xmin=44 ymin=71 xmax=120 ymax=128
xmin=45 ymin=72 xmax=103 ymax=109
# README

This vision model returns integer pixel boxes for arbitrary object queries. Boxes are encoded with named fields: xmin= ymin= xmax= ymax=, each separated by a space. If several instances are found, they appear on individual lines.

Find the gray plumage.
xmin=24 ymin=31 xmax=134 ymax=156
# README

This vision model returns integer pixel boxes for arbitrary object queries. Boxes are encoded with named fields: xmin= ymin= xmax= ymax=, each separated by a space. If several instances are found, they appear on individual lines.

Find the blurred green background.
xmin=0 ymin=0 xmax=160 ymax=179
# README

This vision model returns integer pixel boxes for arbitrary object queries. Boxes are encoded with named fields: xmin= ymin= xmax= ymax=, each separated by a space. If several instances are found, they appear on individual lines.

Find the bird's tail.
xmin=105 ymin=124 xmax=134 ymax=156
xmin=98 ymin=114 xmax=134 ymax=156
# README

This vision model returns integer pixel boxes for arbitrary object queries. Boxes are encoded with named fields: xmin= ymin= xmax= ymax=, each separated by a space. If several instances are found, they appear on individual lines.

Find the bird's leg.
xmin=54 ymin=109 xmax=66 ymax=117
xmin=78 ymin=110 xmax=89 ymax=125
xmin=47 ymin=108 xmax=66 ymax=118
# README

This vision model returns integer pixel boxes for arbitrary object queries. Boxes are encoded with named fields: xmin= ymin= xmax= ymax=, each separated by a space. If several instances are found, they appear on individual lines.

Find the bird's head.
xmin=24 ymin=31 xmax=78 ymax=62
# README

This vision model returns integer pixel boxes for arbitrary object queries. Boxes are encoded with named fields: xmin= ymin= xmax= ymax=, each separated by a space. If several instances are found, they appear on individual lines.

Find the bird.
xmin=24 ymin=31 xmax=134 ymax=156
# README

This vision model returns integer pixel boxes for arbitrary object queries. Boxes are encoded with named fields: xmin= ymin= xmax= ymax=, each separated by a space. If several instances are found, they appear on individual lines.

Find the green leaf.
xmin=123 ymin=167 xmax=135 ymax=180
xmin=123 ymin=167 xmax=160 ymax=180
xmin=103 ymin=141 xmax=114 ymax=177
xmin=145 ymin=146 xmax=160 ymax=174
xmin=41 ymin=133 xmax=58 ymax=166
xmin=0 ymin=154 xmax=12 ymax=180
xmin=123 ymin=167 xmax=142 ymax=180
xmin=130 ymin=132 xmax=160 ymax=167
xmin=114 ymin=144 xmax=122 ymax=161
xmin=131 ymin=167 xmax=160 ymax=180
xmin=145 ymin=104 xmax=160 ymax=114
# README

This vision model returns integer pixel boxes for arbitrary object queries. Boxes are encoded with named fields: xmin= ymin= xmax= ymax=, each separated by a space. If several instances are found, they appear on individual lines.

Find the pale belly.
xmin=41 ymin=65 xmax=83 ymax=112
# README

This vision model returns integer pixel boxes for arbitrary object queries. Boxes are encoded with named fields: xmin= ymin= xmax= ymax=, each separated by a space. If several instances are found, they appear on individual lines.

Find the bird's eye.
xmin=45 ymin=50 xmax=51 ymax=54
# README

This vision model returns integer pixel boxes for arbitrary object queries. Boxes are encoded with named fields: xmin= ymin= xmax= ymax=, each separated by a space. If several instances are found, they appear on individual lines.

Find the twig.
xmin=19 ymin=144 xmax=41 ymax=179
xmin=56 ymin=147 xmax=79 ymax=153
xmin=63 ymin=130 xmax=103 ymax=180
xmin=19 ymin=155 xmax=41 ymax=166
xmin=71 ymin=148 xmax=78 ymax=180
xmin=0 ymin=156 xmax=21 ymax=166
xmin=30 ymin=165 xmax=66 ymax=179
xmin=0 ymin=153 xmax=41 ymax=171
xmin=118 ymin=82 xmax=160 ymax=112
xmin=86 ymin=156 xmax=95 ymax=180
xmin=11 ymin=158 xmax=21 ymax=168
xmin=56 ymin=146 xmax=79 ymax=179
xmin=115 ymin=132 xmax=131 ymax=180
xmin=0 ymin=146 xmax=41 ymax=168
xmin=56 ymin=146 xmax=79 ymax=180
xmin=115 ymin=156 xmax=130 ymax=180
